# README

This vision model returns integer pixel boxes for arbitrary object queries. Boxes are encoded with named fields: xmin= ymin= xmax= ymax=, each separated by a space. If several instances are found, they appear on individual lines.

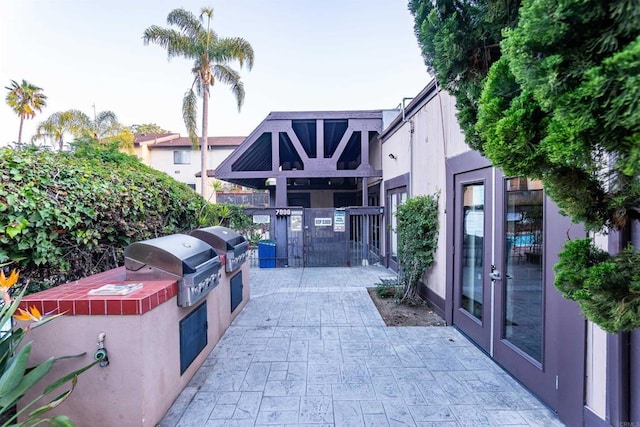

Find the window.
xmin=173 ymin=151 xmax=191 ymax=164
xmin=390 ymin=190 xmax=407 ymax=260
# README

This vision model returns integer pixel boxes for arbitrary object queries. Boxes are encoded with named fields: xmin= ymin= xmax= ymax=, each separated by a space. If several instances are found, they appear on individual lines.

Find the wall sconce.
xmin=388 ymin=153 xmax=397 ymax=160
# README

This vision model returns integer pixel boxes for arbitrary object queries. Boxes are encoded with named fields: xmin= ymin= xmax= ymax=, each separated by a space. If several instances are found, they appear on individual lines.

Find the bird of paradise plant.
xmin=0 ymin=268 xmax=98 ymax=427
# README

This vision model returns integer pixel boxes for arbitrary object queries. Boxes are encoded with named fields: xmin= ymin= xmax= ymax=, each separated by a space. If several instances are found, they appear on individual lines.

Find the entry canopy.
xmin=215 ymin=110 xmax=384 ymax=190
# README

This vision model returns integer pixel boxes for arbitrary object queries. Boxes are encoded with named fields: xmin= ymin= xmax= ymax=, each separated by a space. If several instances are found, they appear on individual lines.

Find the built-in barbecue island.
xmin=17 ymin=228 xmax=250 ymax=426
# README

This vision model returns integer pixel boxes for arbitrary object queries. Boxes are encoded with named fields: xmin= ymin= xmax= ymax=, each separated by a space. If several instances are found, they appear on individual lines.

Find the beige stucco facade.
xmin=131 ymin=135 xmax=245 ymax=202
xmin=381 ymin=87 xmax=467 ymax=300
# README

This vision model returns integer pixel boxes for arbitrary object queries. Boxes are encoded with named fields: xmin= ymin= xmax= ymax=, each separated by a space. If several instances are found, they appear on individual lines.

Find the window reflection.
xmin=461 ymin=184 xmax=484 ymax=320
xmin=504 ymin=177 xmax=543 ymax=362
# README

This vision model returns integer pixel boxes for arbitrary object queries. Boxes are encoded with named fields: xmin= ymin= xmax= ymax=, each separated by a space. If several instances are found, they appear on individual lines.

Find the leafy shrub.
xmin=375 ymin=279 xmax=402 ymax=300
xmin=0 ymin=269 xmax=97 ymax=426
xmin=555 ymin=238 xmax=640 ymax=333
xmin=395 ymin=194 xmax=440 ymax=303
xmin=0 ymin=144 xmax=215 ymax=290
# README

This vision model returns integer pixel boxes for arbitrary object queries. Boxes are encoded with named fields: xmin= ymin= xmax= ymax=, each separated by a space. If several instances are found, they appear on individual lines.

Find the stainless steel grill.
xmin=190 ymin=226 xmax=249 ymax=272
xmin=124 ymin=234 xmax=222 ymax=307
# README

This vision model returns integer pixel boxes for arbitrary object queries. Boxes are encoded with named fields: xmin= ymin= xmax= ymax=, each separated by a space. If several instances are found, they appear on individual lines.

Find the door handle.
xmin=489 ymin=270 xmax=501 ymax=280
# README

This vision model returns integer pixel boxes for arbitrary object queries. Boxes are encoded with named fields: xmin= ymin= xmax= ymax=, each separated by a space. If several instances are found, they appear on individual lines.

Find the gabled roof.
xmin=134 ymin=133 xmax=180 ymax=144
xmin=215 ymin=110 xmax=384 ymax=189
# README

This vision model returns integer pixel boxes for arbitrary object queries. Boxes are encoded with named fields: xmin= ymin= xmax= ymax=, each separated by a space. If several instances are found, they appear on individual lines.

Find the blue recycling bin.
xmin=257 ymin=239 xmax=276 ymax=268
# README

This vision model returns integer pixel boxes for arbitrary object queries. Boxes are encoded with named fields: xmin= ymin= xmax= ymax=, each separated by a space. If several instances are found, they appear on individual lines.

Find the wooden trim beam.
xmin=215 ymin=169 xmax=382 ymax=180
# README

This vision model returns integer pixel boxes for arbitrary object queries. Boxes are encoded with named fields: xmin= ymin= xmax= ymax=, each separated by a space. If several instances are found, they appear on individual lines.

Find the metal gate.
xmin=303 ymin=208 xmax=348 ymax=266
xmin=245 ymin=207 xmax=384 ymax=268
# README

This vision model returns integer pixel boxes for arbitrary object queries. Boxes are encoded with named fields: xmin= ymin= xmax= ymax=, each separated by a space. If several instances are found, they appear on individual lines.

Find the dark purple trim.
xmin=267 ymin=110 xmax=383 ymax=120
xmin=384 ymin=173 xmax=410 ymax=271
xmin=417 ymin=281 xmax=446 ymax=322
xmin=631 ymin=329 xmax=640 ymax=422
xmin=444 ymin=151 xmax=492 ymax=325
xmin=217 ymin=169 xmax=383 ymax=180
xmin=384 ymin=173 xmax=410 ymax=191
xmin=606 ymin=228 xmax=631 ymax=425
xmin=545 ymin=198 xmax=586 ymax=424
xmin=216 ymin=111 xmax=383 ymax=182
xmin=584 ymin=406 xmax=609 ymax=427
xmin=445 ymin=152 xmax=586 ymax=425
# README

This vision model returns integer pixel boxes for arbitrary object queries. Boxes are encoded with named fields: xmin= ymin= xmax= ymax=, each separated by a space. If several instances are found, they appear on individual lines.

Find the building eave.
xmin=380 ymin=79 xmax=439 ymax=142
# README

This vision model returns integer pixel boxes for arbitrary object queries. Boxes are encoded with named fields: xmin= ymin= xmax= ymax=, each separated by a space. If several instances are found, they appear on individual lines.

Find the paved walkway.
xmin=160 ymin=266 xmax=564 ymax=426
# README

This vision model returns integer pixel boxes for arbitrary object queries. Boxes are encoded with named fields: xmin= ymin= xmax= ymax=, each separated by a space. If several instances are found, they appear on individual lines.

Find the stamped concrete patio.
xmin=159 ymin=266 xmax=564 ymax=426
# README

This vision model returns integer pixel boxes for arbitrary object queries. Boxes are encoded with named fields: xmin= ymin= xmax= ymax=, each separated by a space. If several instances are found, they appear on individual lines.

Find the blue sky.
xmin=0 ymin=1 xmax=432 ymax=146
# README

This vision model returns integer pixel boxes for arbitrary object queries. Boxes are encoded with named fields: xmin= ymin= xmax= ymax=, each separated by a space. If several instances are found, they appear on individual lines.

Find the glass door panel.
xmin=461 ymin=184 xmax=485 ymax=320
xmin=503 ymin=178 xmax=544 ymax=361
xmin=453 ymin=168 xmax=492 ymax=352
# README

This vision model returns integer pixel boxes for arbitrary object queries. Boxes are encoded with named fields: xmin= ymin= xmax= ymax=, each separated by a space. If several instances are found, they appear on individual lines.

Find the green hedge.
xmin=0 ymin=144 xmax=209 ymax=291
xmin=555 ymin=238 xmax=640 ymax=333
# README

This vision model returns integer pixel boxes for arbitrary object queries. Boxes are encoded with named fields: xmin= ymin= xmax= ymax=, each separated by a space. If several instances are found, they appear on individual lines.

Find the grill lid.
xmin=124 ymin=234 xmax=218 ymax=277
xmin=190 ymin=226 xmax=248 ymax=252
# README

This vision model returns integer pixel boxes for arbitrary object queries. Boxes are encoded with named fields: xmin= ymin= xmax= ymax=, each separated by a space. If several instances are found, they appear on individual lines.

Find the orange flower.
xmin=0 ymin=269 xmax=18 ymax=305
xmin=14 ymin=306 xmax=43 ymax=322
xmin=0 ymin=269 xmax=19 ymax=292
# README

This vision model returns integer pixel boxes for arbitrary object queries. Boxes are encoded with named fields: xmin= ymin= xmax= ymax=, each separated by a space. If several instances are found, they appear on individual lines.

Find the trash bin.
xmin=257 ymin=239 xmax=276 ymax=268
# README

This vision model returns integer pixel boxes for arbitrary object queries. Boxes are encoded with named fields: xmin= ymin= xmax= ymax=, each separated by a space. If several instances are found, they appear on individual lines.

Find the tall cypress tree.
xmin=410 ymin=0 xmax=640 ymax=331
xmin=409 ymin=0 xmax=521 ymax=151
xmin=410 ymin=0 xmax=640 ymax=231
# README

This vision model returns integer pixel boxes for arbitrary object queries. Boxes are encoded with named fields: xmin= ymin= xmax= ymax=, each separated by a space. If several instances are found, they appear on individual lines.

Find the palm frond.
xmin=32 ymin=122 xmax=54 ymax=143
xmin=190 ymin=67 xmax=205 ymax=97
xmin=212 ymin=64 xmax=245 ymax=111
xmin=65 ymin=110 xmax=92 ymax=136
xmin=94 ymin=110 xmax=119 ymax=138
xmin=143 ymin=27 xmax=198 ymax=60
xmin=213 ymin=37 xmax=255 ymax=70
xmin=96 ymin=111 xmax=117 ymax=125
xmin=230 ymin=81 xmax=246 ymax=112
xmin=4 ymin=80 xmax=19 ymax=93
xmin=182 ymin=88 xmax=199 ymax=148
xmin=195 ymin=29 xmax=219 ymax=46
xmin=200 ymin=7 xmax=214 ymax=22
xmin=167 ymin=8 xmax=203 ymax=39
xmin=5 ymin=80 xmax=47 ymax=118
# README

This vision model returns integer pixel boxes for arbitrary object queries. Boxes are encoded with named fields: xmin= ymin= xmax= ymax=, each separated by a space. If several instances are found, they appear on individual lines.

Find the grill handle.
xmin=182 ymin=251 xmax=221 ymax=274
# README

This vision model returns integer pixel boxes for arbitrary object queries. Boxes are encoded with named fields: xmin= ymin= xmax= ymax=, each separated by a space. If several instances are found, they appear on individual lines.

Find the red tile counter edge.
xmin=19 ymin=267 xmax=178 ymax=316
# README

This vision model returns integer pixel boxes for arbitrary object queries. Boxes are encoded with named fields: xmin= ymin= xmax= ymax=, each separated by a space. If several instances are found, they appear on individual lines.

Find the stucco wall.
xmin=146 ymin=147 xmax=236 ymax=201
xmin=382 ymin=89 xmax=468 ymax=301
xmin=584 ymin=232 xmax=609 ymax=418
xmin=19 ymin=264 xmax=250 ymax=427
xmin=437 ymin=91 xmax=469 ymax=158
xmin=149 ymin=147 xmax=236 ymax=183
xmin=586 ymin=322 xmax=607 ymax=418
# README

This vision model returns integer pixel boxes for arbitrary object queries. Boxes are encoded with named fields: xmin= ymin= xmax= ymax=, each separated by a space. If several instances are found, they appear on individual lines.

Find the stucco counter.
xmin=17 ymin=263 xmax=250 ymax=426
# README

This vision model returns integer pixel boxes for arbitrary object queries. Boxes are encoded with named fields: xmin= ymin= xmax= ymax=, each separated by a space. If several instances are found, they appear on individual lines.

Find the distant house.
xmin=132 ymin=133 xmax=267 ymax=205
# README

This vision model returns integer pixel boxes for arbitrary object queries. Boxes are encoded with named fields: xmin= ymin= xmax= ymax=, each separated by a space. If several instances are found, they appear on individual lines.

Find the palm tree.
xmin=91 ymin=110 xmax=119 ymax=139
xmin=33 ymin=109 xmax=121 ymax=150
xmin=5 ymin=79 xmax=48 ymax=144
xmin=33 ymin=110 xmax=90 ymax=150
xmin=143 ymin=7 xmax=254 ymax=197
